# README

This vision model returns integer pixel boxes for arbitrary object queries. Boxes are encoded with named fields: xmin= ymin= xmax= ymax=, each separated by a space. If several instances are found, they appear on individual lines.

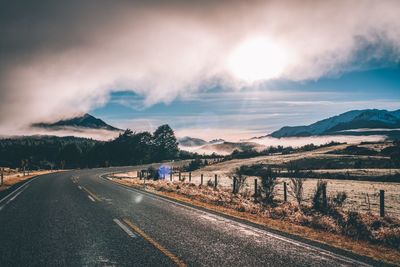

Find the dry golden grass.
xmin=171 ymin=144 xmax=400 ymax=217
xmin=0 ymin=170 xmax=59 ymax=191
xmin=117 ymin=167 xmax=400 ymax=217
xmin=110 ymin=177 xmax=400 ymax=265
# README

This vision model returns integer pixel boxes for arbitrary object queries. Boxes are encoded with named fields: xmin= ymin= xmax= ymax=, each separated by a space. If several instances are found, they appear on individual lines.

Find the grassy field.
xmin=117 ymin=143 xmax=400 ymax=218
xmin=275 ymin=178 xmax=400 ymax=217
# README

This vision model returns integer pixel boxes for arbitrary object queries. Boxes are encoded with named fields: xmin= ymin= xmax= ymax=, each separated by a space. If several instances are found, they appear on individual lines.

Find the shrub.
xmin=207 ymin=179 xmax=214 ymax=187
xmin=330 ymin=191 xmax=347 ymax=208
xmin=147 ymin=166 xmax=160 ymax=180
xmin=312 ymin=180 xmax=328 ymax=212
xmin=289 ymin=177 xmax=306 ymax=206
xmin=231 ymin=166 xmax=248 ymax=194
xmin=374 ymin=227 xmax=400 ymax=249
xmin=184 ymin=158 xmax=206 ymax=172
xmin=260 ymin=166 xmax=277 ymax=204
xmin=340 ymin=211 xmax=371 ymax=240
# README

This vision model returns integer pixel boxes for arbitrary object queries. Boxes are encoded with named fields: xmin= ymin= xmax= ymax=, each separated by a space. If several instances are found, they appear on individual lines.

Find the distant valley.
xmin=179 ymin=109 xmax=398 ymax=155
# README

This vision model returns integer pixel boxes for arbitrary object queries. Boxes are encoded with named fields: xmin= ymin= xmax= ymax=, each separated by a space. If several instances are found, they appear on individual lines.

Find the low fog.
xmin=180 ymin=134 xmax=387 ymax=155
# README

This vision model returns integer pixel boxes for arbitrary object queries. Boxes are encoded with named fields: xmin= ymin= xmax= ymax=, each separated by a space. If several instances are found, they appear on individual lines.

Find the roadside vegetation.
xmin=109 ymin=173 xmax=400 ymax=264
xmin=0 ymin=169 xmax=56 ymax=191
xmin=106 ymin=140 xmax=400 ymax=264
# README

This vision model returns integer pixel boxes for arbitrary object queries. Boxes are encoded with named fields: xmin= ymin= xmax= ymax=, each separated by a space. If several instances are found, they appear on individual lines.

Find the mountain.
xmin=178 ymin=136 xmax=262 ymax=155
xmin=32 ymin=113 xmax=121 ymax=131
xmin=178 ymin=137 xmax=227 ymax=147
xmin=209 ymin=138 xmax=225 ymax=144
xmin=178 ymin=136 xmax=207 ymax=147
xmin=270 ymin=109 xmax=400 ymax=138
xmin=199 ymin=141 xmax=262 ymax=155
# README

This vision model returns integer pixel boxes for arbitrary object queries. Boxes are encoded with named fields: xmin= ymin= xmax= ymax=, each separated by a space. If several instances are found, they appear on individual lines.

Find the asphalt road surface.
xmin=0 ymin=167 xmax=388 ymax=266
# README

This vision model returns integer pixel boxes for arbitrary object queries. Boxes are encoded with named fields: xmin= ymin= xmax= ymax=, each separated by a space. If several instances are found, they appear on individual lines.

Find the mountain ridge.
xmin=32 ymin=113 xmax=121 ymax=132
xmin=270 ymin=109 xmax=400 ymax=138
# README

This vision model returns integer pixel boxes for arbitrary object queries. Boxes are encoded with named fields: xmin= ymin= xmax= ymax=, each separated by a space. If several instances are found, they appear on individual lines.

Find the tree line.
xmin=0 ymin=124 xmax=181 ymax=170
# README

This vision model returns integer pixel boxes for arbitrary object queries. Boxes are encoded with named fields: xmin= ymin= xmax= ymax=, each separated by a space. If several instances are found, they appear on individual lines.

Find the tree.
xmin=153 ymin=124 xmax=178 ymax=161
xmin=58 ymin=143 xmax=82 ymax=168
xmin=0 ymin=125 xmax=187 ymax=169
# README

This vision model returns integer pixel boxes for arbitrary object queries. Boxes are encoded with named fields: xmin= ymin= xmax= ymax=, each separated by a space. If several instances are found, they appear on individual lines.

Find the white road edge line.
xmin=0 ymin=176 xmax=38 ymax=205
xmin=113 ymin=218 xmax=137 ymax=238
xmin=88 ymin=195 xmax=96 ymax=202
xmin=6 ymin=188 xmax=25 ymax=204
xmin=0 ymin=184 xmax=29 ymax=211
xmin=100 ymin=173 xmax=371 ymax=267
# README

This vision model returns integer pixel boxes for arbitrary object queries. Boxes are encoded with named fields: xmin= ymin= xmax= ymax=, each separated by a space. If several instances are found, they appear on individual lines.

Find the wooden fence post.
xmin=214 ymin=174 xmax=217 ymax=188
xmin=233 ymin=176 xmax=237 ymax=194
xmin=380 ymin=190 xmax=385 ymax=217
xmin=322 ymin=185 xmax=327 ymax=209
xmin=179 ymin=172 xmax=181 ymax=181
xmin=1 ymin=168 xmax=3 ymax=186
xmin=189 ymin=172 xmax=192 ymax=182
xmin=170 ymin=171 xmax=172 ymax=181
xmin=254 ymin=179 xmax=258 ymax=200
xmin=200 ymin=174 xmax=203 ymax=186
xmin=284 ymin=182 xmax=287 ymax=202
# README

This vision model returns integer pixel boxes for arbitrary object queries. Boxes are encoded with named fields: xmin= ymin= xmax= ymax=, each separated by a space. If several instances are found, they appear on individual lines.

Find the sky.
xmin=91 ymin=67 xmax=400 ymax=140
xmin=0 ymin=0 xmax=400 ymax=140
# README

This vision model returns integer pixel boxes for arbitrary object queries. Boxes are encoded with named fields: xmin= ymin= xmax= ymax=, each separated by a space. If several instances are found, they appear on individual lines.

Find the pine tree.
xmin=153 ymin=124 xmax=178 ymax=161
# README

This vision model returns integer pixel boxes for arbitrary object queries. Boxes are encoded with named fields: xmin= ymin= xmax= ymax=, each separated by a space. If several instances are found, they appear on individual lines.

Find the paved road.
xmin=0 ymin=167 xmax=386 ymax=266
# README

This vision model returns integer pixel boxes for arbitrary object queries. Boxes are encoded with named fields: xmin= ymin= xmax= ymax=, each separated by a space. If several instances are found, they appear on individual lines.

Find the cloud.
xmin=1 ymin=0 xmax=400 ymax=131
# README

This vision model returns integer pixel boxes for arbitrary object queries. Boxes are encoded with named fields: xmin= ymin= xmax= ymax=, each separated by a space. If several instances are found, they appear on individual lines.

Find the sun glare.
xmin=228 ymin=37 xmax=288 ymax=83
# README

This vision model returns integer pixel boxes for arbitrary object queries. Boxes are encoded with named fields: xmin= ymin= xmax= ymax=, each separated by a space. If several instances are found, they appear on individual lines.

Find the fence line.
xmin=116 ymin=169 xmax=395 ymax=218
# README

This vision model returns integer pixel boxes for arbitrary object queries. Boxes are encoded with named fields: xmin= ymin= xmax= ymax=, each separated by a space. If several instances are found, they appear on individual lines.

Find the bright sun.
xmin=228 ymin=37 xmax=288 ymax=83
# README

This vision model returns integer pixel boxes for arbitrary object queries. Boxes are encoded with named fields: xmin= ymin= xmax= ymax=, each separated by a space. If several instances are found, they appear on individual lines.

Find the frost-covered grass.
xmin=109 ymin=176 xmax=400 ymax=264
xmin=174 ymin=143 xmax=400 ymax=217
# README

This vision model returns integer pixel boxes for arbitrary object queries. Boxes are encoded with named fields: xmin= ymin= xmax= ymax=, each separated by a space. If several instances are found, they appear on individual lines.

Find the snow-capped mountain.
xmin=270 ymin=109 xmax=400 ymax=138
xmin=32 ymin=113 xmax=121 ymax=132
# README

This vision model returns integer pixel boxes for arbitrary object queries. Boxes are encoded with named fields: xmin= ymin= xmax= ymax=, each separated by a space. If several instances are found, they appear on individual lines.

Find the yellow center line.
xmin=122 ymin=218 xmax=186 ymax=267
xmin=80 ymin=186 xmax=101 ymax=202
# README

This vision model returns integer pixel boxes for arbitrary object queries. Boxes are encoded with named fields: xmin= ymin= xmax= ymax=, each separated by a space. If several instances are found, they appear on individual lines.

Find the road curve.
xmin=0 ymin=167 xmax=388 ymax=266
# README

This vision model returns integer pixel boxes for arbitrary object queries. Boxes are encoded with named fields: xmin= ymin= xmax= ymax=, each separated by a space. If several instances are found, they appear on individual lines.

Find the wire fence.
xmin=119 ymin=168 xmax=400 ymax=218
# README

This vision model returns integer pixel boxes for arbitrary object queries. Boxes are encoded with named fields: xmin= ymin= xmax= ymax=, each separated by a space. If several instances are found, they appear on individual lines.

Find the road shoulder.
xmin=101 ymin=175 xmax=398 ymax=266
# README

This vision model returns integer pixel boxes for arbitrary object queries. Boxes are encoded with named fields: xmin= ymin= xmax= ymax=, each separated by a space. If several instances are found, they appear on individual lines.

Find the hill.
xmin=178 ymin=136 xmax=207 ymax=147
xmin=270 ymin=109 xmax=400 ymax=138
xmin=32 ymin=113 xmax=121 ymax=131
